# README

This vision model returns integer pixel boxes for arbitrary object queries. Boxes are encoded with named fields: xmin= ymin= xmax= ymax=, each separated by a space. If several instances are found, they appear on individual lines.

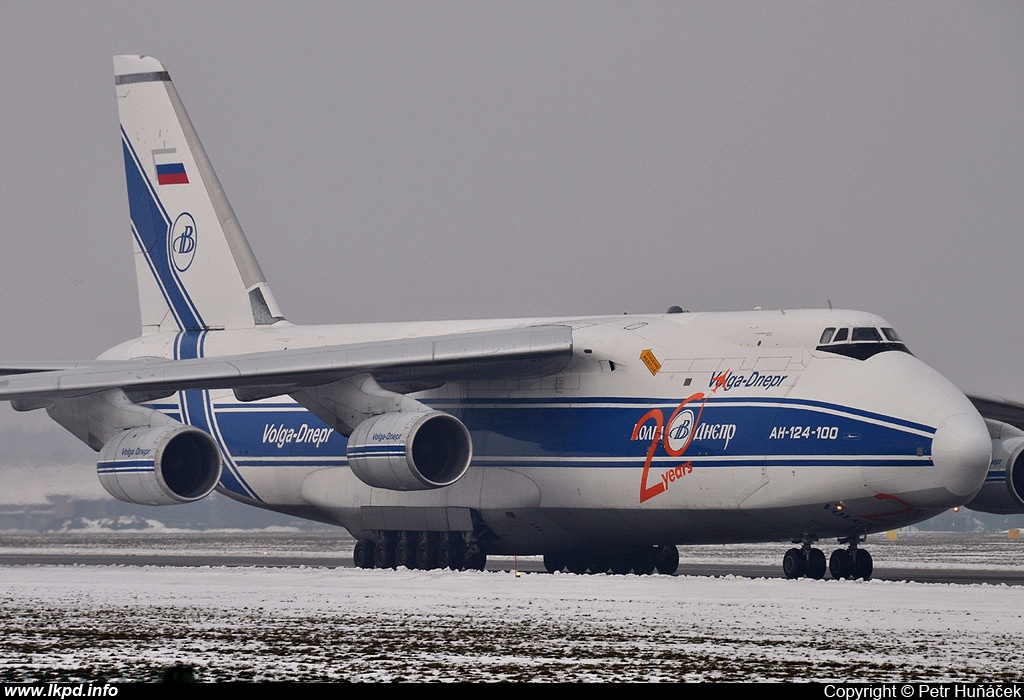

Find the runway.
xmin=1 ymin=529 xmax=1022 ymax=584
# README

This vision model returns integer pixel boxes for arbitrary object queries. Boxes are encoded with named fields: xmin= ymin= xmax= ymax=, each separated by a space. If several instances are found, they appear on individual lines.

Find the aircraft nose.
xmin=931 ymin=411 xmax=991 ymax=498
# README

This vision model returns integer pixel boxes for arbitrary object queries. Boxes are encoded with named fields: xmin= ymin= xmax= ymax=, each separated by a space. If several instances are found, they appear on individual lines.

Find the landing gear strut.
xmin=782 ymin=539 xmax=827 ymax=580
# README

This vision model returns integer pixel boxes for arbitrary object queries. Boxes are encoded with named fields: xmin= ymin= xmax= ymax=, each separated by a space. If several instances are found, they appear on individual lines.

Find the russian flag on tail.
xmin=157 ymin=162 xmax=189 ymax=185
xmin=152 ymin=148 xmax=189 ymax=185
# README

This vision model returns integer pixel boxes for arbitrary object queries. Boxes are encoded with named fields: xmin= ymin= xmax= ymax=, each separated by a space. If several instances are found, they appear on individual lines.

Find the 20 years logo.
xmin=632 ymin=370 xmax=732 ymax=503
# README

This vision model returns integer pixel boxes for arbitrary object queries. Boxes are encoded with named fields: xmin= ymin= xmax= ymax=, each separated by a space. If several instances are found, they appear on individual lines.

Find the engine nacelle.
xmin=964 ymin=423 xmax=1024 ymax=515
xmin=347 ymin=410 xmax=472 ymax=491
xmin=98 ymin=425 xmax=223 ymax=506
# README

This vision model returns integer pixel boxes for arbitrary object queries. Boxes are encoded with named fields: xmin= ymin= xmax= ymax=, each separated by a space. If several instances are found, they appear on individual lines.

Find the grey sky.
xmin=0 ymin=3 xmax=1022 ymax=495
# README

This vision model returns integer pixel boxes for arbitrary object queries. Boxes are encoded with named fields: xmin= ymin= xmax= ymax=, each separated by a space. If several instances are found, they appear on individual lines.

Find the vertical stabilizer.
xmin=114 ymin=55 xmax=285 ymax=333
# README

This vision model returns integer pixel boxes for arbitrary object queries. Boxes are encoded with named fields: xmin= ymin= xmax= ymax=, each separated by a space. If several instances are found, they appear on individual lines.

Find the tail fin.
xmin=114 ymin=55 xmax=285 ymax=333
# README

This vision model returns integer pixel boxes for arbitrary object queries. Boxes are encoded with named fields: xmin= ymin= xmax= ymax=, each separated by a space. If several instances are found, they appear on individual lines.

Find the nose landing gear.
xmin=828 ymin=537 xmax=873 ymax=580
xmin=782 ymin=535 xmax=873 ymax=580
xmin=782 ymin=541 xmax=827 ymax=579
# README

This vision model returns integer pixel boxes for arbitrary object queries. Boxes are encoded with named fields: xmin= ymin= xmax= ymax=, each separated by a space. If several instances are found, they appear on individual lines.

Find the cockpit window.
xmin=816 ymin=325 xmax=912 ymax=360
xmin=852 ymin=327 xmax=882 ymax=342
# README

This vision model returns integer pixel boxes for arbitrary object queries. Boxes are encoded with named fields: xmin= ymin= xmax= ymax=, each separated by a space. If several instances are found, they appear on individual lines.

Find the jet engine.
xmin=963 ymin=420 xmax=1024 ymax=515
xmin=97 ymin=424 xmax=223 ymax=506
xmin=346 ymin=410 xmax=472 ymax=491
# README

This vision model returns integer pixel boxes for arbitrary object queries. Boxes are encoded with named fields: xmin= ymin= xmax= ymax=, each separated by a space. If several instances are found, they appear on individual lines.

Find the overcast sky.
xmin=0 ymin=2 xmax=1022 ymax=492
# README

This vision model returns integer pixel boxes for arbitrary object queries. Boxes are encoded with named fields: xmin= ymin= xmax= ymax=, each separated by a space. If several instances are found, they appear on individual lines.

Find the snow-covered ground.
xmin=0 ymin=529 xmax=1022 ymax=683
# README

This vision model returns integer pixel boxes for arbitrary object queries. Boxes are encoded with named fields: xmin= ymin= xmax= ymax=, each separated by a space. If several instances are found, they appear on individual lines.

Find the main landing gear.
xmin=353 ymin=530 xmax=487 ymax=571
xmin=782 ymin=536 xmax=873 ymax=580
xmin=542 ymin=544 xmax=679 ymax=575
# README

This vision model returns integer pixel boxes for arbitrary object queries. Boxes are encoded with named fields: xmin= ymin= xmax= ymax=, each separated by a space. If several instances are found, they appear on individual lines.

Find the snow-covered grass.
xmin=0 ymin=530 xmax=1022 ymax=682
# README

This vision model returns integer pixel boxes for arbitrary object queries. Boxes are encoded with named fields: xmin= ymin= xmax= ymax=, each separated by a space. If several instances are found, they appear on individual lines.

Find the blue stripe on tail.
xmin=121 ymin=127 xmax=205 ymax=331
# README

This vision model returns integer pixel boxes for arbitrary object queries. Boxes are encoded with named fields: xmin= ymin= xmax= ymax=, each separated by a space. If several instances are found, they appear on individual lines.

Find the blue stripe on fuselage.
xmin=149 ymin=395 xmax=936 ymax=475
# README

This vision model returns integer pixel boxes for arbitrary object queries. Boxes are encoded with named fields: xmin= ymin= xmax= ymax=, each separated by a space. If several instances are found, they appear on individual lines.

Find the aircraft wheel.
xmin=655 ymin=544 xmax=679 ymax=575
xmin=353 ymin=538 xmax=375 ymax=569
xmin=632 ymin=547 xmax=657 ymax=575
xmin=395 ymin=535 xmax=417 ymax=569
xmin=829 ymin=549 xmax=852 ymax=580
xmin=415 ymin=535 xmax=439 ymax=570
xmin=464 ymin=551 xmax=487 ymax=570
xmin=438 ymin=535 xmax=465 ymax=570
xmin=609 ymin=554 xmax=633 ymax=575
xmin=566 ymin=553 xmax=590 ymax=575
xmin=373 ymin=535 xmax=397 ymax=569
xmin=806 ymin=548 xmax=827 ymax=580
xmin=543 ymin=552 xmax=567 ymax=573
xmin=588 ymin=556 xmax=610 ymax=575
xmin=853 ymin=549 xmax=873 ymax=580
xmin=782 ymin=548 xmax=807 ymax=579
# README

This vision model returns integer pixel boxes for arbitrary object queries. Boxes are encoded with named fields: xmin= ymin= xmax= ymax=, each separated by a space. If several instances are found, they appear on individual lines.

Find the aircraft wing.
xmin=0 ymin=325 xmax=573 ymax=410
xmin=968 ymin=393 xmax=1024 ymax=431
xmin=0 ymin=362 xmax=93 ymax=375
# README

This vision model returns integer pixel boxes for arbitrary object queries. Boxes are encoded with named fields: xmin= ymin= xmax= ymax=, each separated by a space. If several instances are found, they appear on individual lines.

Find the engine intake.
xmin=347 ymin=410 xmax=472 ymax=491
xmin=98 ymin=425 xmax=223 ymax=505
xmin=964 ymin=422 xmax=1024 ymax=515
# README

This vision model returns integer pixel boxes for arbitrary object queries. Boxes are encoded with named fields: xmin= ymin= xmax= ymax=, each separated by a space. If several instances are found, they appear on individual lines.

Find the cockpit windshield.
xmin=816 ymin=326 xmax=911 ymax=360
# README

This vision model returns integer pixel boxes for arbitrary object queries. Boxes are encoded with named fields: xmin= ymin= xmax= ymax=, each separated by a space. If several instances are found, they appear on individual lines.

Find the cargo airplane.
xmin=2 ymin=56 xmax=1021 ymax=580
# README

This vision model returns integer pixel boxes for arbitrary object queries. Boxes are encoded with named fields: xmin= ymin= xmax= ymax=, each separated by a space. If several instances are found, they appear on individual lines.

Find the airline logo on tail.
xmin=153 ymin=148 xmax=189 ymax=185
xmin=170 ymin=213 xmax=197 ymax=272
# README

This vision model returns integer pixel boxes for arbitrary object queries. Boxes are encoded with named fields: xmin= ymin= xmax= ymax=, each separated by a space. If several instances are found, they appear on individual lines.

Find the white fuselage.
xmin=101 ymin=307 xmax=990 ymax=553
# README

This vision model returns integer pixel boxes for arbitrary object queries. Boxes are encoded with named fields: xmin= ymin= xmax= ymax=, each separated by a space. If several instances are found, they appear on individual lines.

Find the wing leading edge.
xmin=0 ymin=325 xmax=573 ymax=411
xmin=968 ymin=394 xmax=1024 ymax=431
